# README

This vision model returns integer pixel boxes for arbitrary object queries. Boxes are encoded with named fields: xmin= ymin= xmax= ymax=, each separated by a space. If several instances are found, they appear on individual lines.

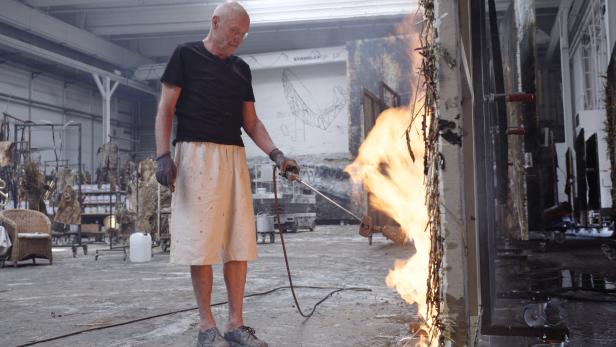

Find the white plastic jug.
xmin=256 ymin=214 xmax=274 ymax=232
xmin=129 ymin=232 xmax=152 ymax=262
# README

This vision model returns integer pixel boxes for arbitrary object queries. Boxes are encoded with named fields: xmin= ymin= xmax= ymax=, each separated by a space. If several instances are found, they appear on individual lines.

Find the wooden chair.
xmin=0 ymin=209 xmax=52 ymax=266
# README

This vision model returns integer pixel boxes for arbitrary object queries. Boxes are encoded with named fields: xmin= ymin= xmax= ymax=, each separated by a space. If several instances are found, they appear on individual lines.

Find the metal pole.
xmin=77 ymin=123 xmax=82 ymax=248
xmin=105 ymin=76 xmax=112 ymax=142
xmin=287 ymin=174 xmax=362 ymax=223
xmin=12 ymin=123 xmax=17 ymax=208
xmin=157 ymin=183 xmax=161 ymax=241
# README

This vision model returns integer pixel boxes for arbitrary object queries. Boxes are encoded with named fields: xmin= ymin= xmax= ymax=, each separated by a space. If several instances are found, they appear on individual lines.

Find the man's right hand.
xmin=155 ymin=152 xmax=177 ymax=191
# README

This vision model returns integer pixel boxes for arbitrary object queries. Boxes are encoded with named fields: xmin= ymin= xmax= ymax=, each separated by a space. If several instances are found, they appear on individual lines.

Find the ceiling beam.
xmin=0 ymin=33 xmax=157 ymax=96
xmin=0 ymin=0 xmax=152 ymax=69
xmin=122 ymin=17 xmax=404 ymax=59
xmin=134 ymin=45 xmax=348 ymax=80
xmin=23 ymin=0 xmax=207 ymax=8
xmin=24 ymin=0 xmax=128 ymax=6
xmin=46 ymin=1 xmax=415 ymax=36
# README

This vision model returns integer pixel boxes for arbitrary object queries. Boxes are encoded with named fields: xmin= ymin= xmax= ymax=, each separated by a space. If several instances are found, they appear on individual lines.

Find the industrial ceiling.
xmin=0 ymin=0 xmax=561 ymax=94
xmin=0 ymin=0 xmax=417 ymax=93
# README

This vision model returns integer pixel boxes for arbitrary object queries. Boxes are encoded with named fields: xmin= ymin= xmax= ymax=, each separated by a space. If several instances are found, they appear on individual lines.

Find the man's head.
xmin=209 ymin=1 xmax=250 ymax=57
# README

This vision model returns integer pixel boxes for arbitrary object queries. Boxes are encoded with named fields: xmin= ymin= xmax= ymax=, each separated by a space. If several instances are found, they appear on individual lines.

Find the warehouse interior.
xmin=1 ymin=0 xmax=616 ymax=346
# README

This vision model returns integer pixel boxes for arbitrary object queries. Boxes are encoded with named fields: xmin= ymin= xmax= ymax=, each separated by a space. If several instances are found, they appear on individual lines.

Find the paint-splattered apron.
xmin=170 ymin=142 xmax=257 ymax=265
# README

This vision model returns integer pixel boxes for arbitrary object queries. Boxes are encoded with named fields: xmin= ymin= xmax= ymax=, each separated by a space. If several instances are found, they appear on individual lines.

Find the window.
xmin=580 ymin=0 xmax=609 ymax=110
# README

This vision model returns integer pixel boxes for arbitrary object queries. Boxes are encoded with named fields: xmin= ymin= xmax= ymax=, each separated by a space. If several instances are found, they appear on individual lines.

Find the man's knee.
xmin=191 ymin=264 xmax=213 ymax=277
xmin=223 ymin=260 xmax=247 ymax=269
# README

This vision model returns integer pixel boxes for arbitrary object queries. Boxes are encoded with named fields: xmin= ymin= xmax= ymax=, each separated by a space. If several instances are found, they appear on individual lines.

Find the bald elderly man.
xmin=154 ymin=2 xmax=299 ymax=346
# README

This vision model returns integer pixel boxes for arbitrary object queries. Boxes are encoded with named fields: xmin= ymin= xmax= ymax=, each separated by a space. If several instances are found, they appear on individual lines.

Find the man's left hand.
xmin=269 ymin=148 xmax=300 ymax=181
xmin=281 ymin=158 xmax=300 ymax=181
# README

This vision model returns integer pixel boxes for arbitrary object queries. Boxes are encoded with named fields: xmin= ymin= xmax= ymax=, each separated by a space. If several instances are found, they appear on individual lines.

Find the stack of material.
xmin=19 ymin=161 xmax=47 ymax=213
xmin=114 ymin=204 xmax=135 ymax=241
xmin=54 ymin=185 xmax=81 ymax=225
xmin=120 ymin=160 xmax=137 ymax=191
xmin=159 ymin=212 xmax=171 ymax=241
xmin=55 ymin=167 xmax=77 ymax=197
xmin=98 ymin=142 xmax=119 ymax=191
xmin=81 ymin=170 xmax=92 ymax=184
xmin=0 ymin=142 xmax=14 ymax=167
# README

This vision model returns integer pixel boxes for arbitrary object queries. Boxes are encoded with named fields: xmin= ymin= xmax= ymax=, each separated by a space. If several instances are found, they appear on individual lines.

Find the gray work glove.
xmin=269 ymin=148 xmax=300 ymax=180
xmin=155 ymin=152 xmax=177 ymax=191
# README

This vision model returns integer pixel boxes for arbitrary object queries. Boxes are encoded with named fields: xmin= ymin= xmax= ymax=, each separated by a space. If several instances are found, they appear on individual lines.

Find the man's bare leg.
xmin=191 ymin=265 xmax=217 ymax=331
xmin=223 ymin=260 xmax=247 ymax=331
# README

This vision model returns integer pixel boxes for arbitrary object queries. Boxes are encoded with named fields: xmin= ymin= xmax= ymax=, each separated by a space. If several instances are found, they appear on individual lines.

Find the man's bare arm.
xmin=155 ymin=82 xmax=182 ymax=157
xmin=242 ymin=101 xmax=277 ymax=155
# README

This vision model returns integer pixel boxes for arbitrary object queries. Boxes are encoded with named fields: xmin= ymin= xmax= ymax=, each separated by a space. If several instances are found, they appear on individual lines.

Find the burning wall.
xmin=344 ymin=13 xmax=447 ymax=342
xmin=347 ymin=35 xmax=413 ymax=156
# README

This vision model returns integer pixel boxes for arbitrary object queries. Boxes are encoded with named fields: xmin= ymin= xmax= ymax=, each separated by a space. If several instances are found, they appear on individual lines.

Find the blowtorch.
xmin=282 ymin=171 xmax=406 ymax=245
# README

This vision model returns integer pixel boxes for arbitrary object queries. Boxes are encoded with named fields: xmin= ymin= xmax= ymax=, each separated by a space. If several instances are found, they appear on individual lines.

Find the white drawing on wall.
xmin=282 ymin=68 xmax=346 ymax=130
xmin=280 ymin=122 xmax=290 ymax=136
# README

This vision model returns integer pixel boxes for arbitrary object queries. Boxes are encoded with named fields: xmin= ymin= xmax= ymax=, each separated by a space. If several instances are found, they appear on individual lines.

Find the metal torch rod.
xmin=287 ymin=173 xmax=363 ymax=223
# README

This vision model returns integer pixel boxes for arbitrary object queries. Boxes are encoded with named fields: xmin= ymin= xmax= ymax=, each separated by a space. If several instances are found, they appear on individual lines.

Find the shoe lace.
xmin=240 ymin=326 xmax=257 ymax=337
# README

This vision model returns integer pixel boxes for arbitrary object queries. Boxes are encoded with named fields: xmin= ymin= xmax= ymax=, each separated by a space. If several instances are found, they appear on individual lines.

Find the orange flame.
xmin=344 ymin=26 xmax=432 ymax=346
xmin=345 ymin=106 xmax=430 ymax=315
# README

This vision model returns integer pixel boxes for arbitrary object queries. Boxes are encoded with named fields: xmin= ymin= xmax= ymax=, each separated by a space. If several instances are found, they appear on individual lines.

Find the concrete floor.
xmin=0 ymin=225 xmax=418 ymax=347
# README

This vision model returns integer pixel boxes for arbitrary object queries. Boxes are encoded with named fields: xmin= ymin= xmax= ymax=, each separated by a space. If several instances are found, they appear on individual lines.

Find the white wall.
xmin=242 ymin=62 xmax=349 ymax=158
xmin=571 ymin=48 xmax=584 ymax=116
xmin=607 ymin=0 xmax=616 ymax=56
xmin=568 ymin=7 xmax=614 ymax=209
xmin=571 ymin=44 xmax=613 ymax=209
xmin=0 ymin=63 xmax=140 ymax=174
xmin=576 ymin=110 xmax=613 ymax=209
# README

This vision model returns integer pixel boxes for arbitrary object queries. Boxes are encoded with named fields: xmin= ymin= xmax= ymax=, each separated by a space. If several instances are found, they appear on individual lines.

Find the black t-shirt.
xmin=160 ymin=41 xmax=255 ymax=146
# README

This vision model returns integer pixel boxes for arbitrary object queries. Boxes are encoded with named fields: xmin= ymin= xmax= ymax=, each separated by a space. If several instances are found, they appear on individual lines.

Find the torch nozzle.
xmin=282 ymin=171 xmax=300 ymax=181
xmin=358 ymin=215 xmax=407 ymax=245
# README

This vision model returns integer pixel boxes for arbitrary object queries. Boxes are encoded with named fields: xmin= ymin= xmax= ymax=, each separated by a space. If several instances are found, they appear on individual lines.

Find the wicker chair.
xmin=0 ymin=215 xmax=16 ymax=267
xmin=0 ymin=209 xmax=52 ymax=266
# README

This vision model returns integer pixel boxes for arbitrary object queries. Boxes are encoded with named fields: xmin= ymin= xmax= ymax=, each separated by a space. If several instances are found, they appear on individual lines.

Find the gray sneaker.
xmin=197 ymin=327 xmax=230 ymax=347
xmin=224 ymin=326 xmax=268 ymax=347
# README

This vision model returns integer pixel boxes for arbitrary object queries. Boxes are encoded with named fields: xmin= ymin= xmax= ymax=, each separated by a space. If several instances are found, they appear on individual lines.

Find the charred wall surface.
xmin=499 ymin=4 xmax=528 ymax=239
xmin=245 ymin=35 xmax=414 ymax=223
xmin=516 ymin=2 xmax=544 ymax=233
xmin=498 ymin=1 xmax=538 ymax=239
xmin=347 ymin=36 xmax=413 ymax=156
xmin=606 ymin=47 xmax=616 ymax=211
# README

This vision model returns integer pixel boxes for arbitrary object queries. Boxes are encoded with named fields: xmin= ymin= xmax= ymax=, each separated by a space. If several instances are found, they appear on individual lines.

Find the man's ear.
xmin=212 ymin=16 xmax=219 ymax=29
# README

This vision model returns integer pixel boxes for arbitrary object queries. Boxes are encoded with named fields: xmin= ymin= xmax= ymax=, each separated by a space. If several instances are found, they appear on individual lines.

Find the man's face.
xmin=215 ymin=14 xmax=249 ymax=55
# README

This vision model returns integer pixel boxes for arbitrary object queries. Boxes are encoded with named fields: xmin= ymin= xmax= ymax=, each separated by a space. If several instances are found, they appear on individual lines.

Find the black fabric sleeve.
xmin=233 ymin=58 xmax=255 ymax=102
xmin=160 ymin=45 xmax=185 ymax=87
xmin=244 ymin=66 xmax=255 ymax=102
